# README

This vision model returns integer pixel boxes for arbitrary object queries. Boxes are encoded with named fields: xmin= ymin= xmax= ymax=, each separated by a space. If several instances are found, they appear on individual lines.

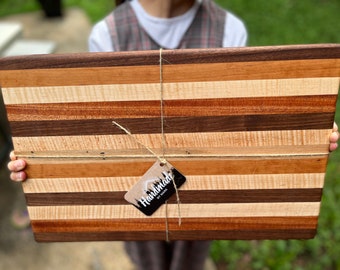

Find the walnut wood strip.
xmin=30 ymin=217 xmax=318 ymax=233
xmin=9 ymin=112 xmax=335 ymax=137
xmin=5 ymin=95 xmax=337 ymax=121
xmin=32 ymin=229 xmax=317 ymax=241
xmin=22 ymin=174 xmax=325 ymax=194
xmin=0 ymin=59 xmax=339 ymax=88
xmin=24 ymin=156 xmax=328 ymax=179
xmin=26 ymin=202 xmax=321 ymax=220
xmin=25 ymin=188 xmax=322 ymax=206
xmin=12 ymin=130 xmax=331 ymax=152
xmin=0 ymin=44 xmax=338 ymax=70
xmin=3 ymin=78 xmax=338 ymax=105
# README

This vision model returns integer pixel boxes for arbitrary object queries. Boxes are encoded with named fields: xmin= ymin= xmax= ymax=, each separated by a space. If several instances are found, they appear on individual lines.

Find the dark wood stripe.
xmin=9 ymin=112 xmax=335 ymax=137
xmin=0 ymin=44 xmax=339 ymax=70
xmin=25 ymin=156 xmax=328 ymax=178
xmin=31 ymin=217 xmax=318 ymax=232
xmin=33 ymin=229 xmax=317 ymax=241
xmin=25 ymin=189 xmax=323 ymax=206
xmin=6 ymin=95 xmax=337 ymax=121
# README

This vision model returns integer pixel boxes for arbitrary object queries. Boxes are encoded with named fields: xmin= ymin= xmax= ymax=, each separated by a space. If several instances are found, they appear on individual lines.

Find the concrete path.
xmin=0 ymin=7 xmax=216 ymax=270
xmin=0 ymin=8 xmax=91 ymax=54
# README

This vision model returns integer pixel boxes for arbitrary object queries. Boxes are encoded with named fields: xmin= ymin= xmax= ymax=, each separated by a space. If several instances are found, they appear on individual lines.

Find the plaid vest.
xmin=105 ymin=0 xmax=226 ymax=51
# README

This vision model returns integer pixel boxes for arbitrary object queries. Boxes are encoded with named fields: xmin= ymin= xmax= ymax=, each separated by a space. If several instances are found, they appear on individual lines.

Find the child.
xmin=89 ymin=2 xmax=248 ymax=267
xmin=7 ymin=1 xmax=340 ymax=270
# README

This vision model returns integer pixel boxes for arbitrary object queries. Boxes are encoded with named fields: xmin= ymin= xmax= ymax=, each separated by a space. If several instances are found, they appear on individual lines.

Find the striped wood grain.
xmin=2 ymin=78 xmax=339 ymax=104
xmin=1 ymin=59 xmax=339 ymax=87
xmin=32 ymin=216 xmax=319 ymax=241
xmin=1 ymin=44 xmax=339 ymax=241
xmin=5 ymin=95 xmax=337 ymax=119
xmin=27 ymin=203 xmax=321 ymax=220
xmin=22 ymin=174 xmax=325 ymax=193
xmin=12 ymin=130 xmax=331 ymax=152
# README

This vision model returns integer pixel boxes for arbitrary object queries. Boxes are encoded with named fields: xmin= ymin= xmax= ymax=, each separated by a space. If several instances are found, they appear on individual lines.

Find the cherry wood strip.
xmin=0 ymin=44 xmax=338 ymax=70
xmin=1 ymin=59 xmax=339 ymax=87
xmin=5 ymin=95 xmax=337 ymax=121
xmin=22 ymin=174 xmax=325 ymax=194
xmin=30 ymin=217 xmax=318 ymax=233
xmin=162 ymin=60 xmax=340 ymax=84
xmin=27 ymin=202 xmax=320 ymax=220
xmin=12 ymin=130 xmax=331 ymax=152
xmin=32 ymin=229 xmax=317 ymax=241
xmin=24 ymin=188 xmax=322 ymax=206
xmin=9 ymin=112 xmax=335 ymax=137
xmin=3 ymin=78 xmax=338 ymax=105
xmin=24 ymin=156 xmax=328 ymax=178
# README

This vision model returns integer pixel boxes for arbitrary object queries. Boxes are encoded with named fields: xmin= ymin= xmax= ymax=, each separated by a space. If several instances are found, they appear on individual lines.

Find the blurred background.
xmin=0 ymin=0 xmax=339 ymax=269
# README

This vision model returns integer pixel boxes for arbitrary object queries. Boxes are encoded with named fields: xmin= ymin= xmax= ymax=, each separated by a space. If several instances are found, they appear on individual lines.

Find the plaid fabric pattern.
xmin=105 ymin=1 xmax=222 ymax=269
xmin=124 ymin=241 xmax=211 ymax=270
xmin=105 ymin=0 xmax=226 ymax=50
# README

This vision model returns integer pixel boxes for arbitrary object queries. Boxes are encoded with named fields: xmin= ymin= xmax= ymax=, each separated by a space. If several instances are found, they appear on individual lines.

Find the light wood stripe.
xmin=26 ymin=202 xmax=321 ymax=220
xmin=2 ymin=77 xmax=339 ymax=104
xmin=12 ymin=129 xmax=332 ymax=152
xmin=22 ymin=173 xmax=325 ymax=193
xmin=24 ymin=156 xmax=328 ymax=179
xmin=0 ymin=59 xmax=339 ymax=88
xmin=16 ymin=145 xmax=329 ymax=161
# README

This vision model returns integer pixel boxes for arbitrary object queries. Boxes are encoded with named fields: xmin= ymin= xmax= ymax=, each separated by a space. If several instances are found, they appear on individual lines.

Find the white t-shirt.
xmin=88 ymin=0 xmax=247 ymax=52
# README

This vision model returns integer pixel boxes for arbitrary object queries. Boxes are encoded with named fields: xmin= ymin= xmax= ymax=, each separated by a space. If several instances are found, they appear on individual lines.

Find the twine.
xmin=112 ymin=121 xmax=167 ymax=165
xmin=112 ymin=48 xmax=181 ymax=241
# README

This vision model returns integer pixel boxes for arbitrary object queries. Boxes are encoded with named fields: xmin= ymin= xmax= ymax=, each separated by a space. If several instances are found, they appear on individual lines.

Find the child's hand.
xmin=6 ymin=123 xmax=339 ymax=182
xmin=329 ymin=122 xmax=339 ymax=152
xmin=7 ymin=151 xmax=27 ymax=182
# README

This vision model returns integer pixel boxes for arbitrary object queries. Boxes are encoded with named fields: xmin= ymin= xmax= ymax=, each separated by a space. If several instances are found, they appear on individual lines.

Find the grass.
xmin=216 ymin=0 xmax=340 ymax=46
xmin=1 ymin=0 xmax=340 ymax=269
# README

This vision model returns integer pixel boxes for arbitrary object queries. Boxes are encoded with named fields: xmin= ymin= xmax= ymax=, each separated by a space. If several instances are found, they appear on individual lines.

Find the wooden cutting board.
xmin=0 ymin=44 xmax=339 ymax=242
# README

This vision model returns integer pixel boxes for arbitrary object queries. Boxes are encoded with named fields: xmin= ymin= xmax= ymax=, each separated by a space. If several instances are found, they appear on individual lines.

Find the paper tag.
xmin=124 ymin=160 xmax=186 ymax=216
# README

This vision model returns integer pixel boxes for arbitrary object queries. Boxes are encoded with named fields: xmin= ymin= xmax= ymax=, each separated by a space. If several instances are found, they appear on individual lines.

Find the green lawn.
xmin=1 ymin=1 xmax=339 ymax=269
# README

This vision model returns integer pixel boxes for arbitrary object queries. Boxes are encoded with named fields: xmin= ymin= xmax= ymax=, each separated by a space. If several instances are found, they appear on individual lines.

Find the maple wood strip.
xmin=33 ymin=229 xmax=317 ymax=242
xmin=22 ymin=174 xmax=325 ymax=194
xmin=26 ymin=202 xmax=321 ymax=220
xmin=0 ymin=45 xmax=338 ymax=70
xmin=12 ymin=130 xmax=331 ymax=152
xmin=30 ymin=216 xmax=318 ymax=233
xmin=0 ymin=59 xmax=339 ymax=88
xmin=24 ymin=156 xmax=328 ymax=178
xmin=3 ymin=78 xmax=339 ymax=105
xmin=16 ymin=145 xmax=329 ymax=162
xmin=5 ymin=95 xmax=337 ymax=121
xmin=9 ymin=112 xmax=335 ymax=137
xmin=25 ymin=188 xmax=322 ymax=206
